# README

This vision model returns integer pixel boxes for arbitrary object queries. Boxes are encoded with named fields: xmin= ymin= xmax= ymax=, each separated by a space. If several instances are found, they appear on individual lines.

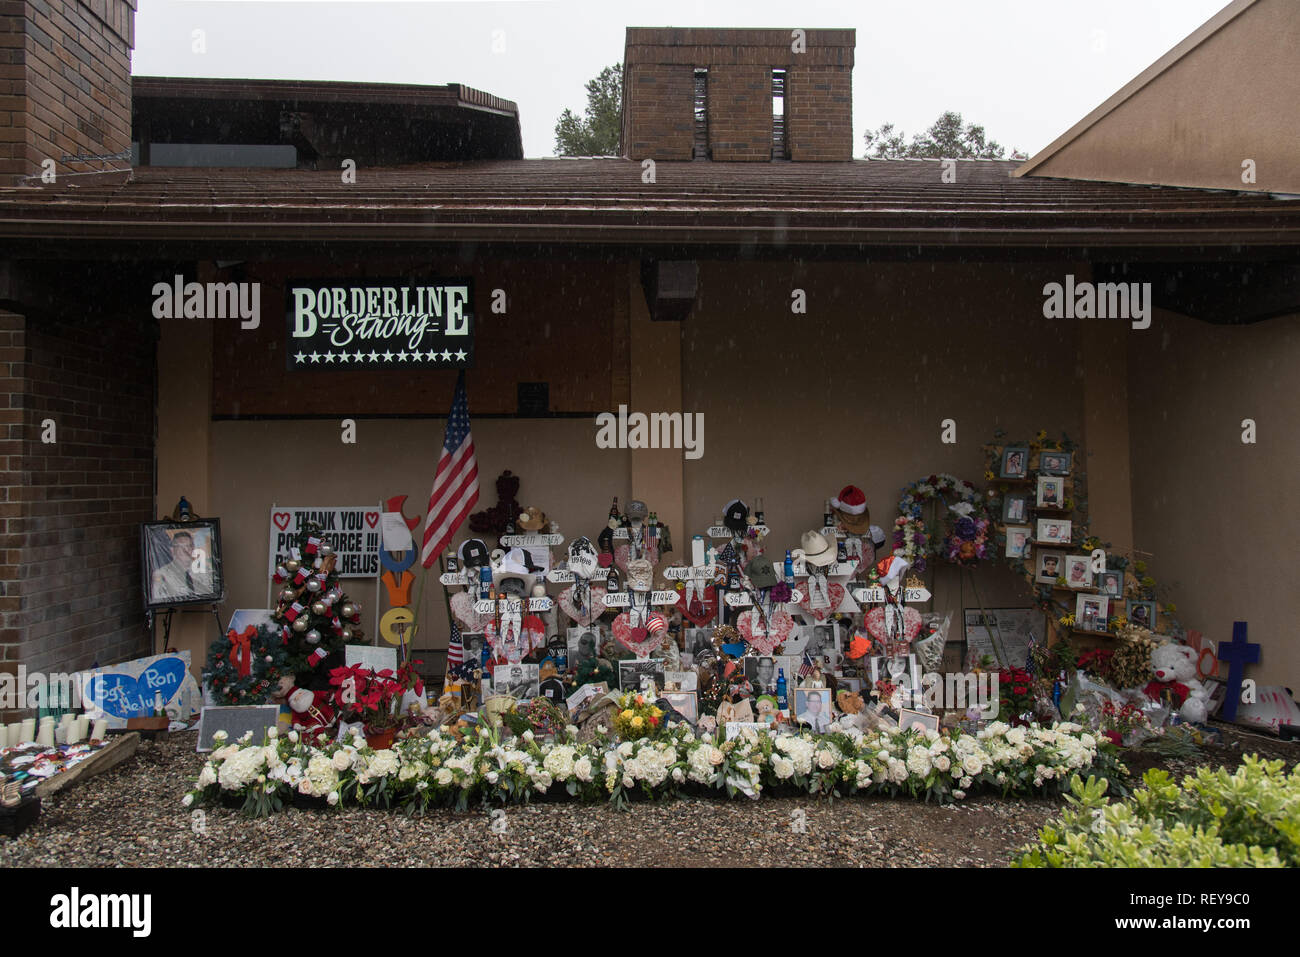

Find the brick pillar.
xmin=0 ymin=310 xmax=25 ymax=721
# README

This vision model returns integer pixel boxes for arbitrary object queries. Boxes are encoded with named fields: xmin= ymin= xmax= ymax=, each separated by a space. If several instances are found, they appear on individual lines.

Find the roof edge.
xmin=1014 ymin=0 xmax=1257 ymax=179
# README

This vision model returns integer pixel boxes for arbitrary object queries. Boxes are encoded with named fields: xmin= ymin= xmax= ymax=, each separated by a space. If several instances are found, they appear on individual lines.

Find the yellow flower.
xmin=631 ymin=716 xmax=643 ymax=729
xmin=1059 ymin=614 xmax=1076 ymax=627
xmin=620 ymin=709 xmax=634 ymax=720
xmin=984 ymin=470 xmax=995 ymax=481
xmin=1036 ymin=430 xmax=1047 ymax=441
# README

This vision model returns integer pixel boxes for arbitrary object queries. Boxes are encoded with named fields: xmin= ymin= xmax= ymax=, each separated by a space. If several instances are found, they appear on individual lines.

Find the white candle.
xmin=65 ymin=725 xmax=81 ymax=745
xmin=4 ymin=723 xmax=17 ymax=747
xmin=19 ymin=719 xmax=35 ymax=742
xmin=91 ymin=719 xmax=107 ymax=742
xmin=75 ymin=716 xmax=90 ymax=740
xmin=35 ymin=722 xmax=54 ymax=747
xmin=58 ymin=713 xmax=73 ymax=729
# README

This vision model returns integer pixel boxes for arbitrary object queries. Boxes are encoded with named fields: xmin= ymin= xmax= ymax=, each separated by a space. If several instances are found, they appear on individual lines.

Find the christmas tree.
xmin=271 ymin=521 xmax=365 ymax=677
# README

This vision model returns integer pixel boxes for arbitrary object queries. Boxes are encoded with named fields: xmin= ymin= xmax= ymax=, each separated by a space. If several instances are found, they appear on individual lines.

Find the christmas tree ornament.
xmin=280 ymin=588 xmax=296 ymax=602
xmin=341 ymin=627 xmax=353 ymax=641
xmin=311 ymin=600 xmax=326 ymax=616
xmin=319 ymin=544 xmax=334 ymax=557
xmin=285 ymin=559 xmax=301 ymax=573
xmin=292 ymin=617 xmax=310 ymax=633
xmin=305 ymin=629 xmax=322 ymax=644
xmin=341 ymin=602 xmax=356 ymax=619
xmin=305 ymin=578 xmax=322 ymax=593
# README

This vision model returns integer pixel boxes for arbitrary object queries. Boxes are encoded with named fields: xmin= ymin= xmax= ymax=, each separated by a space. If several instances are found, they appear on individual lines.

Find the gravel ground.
xmin=2 ymin=723 xmax=1296 ymax=868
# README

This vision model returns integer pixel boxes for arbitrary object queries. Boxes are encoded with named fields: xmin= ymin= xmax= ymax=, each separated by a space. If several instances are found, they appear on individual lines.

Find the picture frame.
xmin=1005 ymin=525 xmax=1031 ymax=558
xmin=663 ymin=669 xmax=697 ymax=692
xmin=141 ymin=519 xmax=225 ymax=609
xmin=1063 ymin=554 xmax=1093 ymax=590
xmin=1075 ymin=594 xmax=1109 ymax=633
xmin=663 ymin=691 xmax=698 ymax=722
xmin=618 ymin=658 xmax=665 ymax=692
xmin=868 ymin=654 xmax=921 ymax=703
xmin=1000 ymin=446 xmax=1029 ymax=479
xmin=1035 ymin=518 xmax=1071 ymax=545
xmin=802 ymin=621 xmax=840 ymax=668
xmin=1125 ymin=599 xmax=1157 ymax=630
xmin=792 ymin=686 xmax=833 ymax=732
xmin=682 ymin=627 xmax=714 ymax=661
xmin=1035 ymin=550 xmax=1064 ymax=585
xmin=1002 ymin=493 xmax=1029 ymax=524
xmin=567 ymin=625 xmax=603 ymax=670
xmin=493 ymin=663 xmax=539 ymax=699
xmin=1098 ymin=568 xmax=1124 ymax=599
xmin=1036 ymin=476 xmax=1065 ymax=509
xmin=837 ymin=676 xmax=864 ymax=695
xmin=461 ymin=632 xmax=487 ymax=669
xmin=1038 ymin=450 xmax=1073 ymax=476
xmin=743 ymin=656 xmax=797 ymax=697
xmin=898 ymin=708 xmax=940 ymax=734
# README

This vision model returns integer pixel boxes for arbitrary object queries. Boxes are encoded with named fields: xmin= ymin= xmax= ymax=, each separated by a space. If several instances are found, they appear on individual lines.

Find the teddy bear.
xmin=1145 ymin=642 xmax=1210 ymax=724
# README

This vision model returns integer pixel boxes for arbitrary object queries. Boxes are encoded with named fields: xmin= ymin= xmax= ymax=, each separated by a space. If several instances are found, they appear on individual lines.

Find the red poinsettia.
xmin=329 ymin=663 xmax=404 ymax=731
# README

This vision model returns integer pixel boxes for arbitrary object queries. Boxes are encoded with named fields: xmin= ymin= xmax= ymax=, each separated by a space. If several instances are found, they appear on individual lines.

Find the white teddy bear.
xmin=1148 ymin=642 xmax=1210 ymax=724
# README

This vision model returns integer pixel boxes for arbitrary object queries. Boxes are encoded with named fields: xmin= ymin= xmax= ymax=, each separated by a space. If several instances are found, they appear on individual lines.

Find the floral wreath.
xmin=893 ymin=474 xmax=992 ymax=572
xmin=206 ymin=622 xmax=292 ymax=705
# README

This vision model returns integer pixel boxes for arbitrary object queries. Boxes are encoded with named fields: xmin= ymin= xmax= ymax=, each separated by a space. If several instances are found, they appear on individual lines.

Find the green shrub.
xmin=1015 ymin=755 xmax=1300 ymax=868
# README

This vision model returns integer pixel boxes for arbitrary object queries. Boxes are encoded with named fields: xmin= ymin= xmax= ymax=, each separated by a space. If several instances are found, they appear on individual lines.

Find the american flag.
xmin=446 ymin=620 xmax=464 ymax=669
xmin=798 ymin=652 xmax=814 ymax=679
xmin=421 ymin=371 xmax=479 ymax=568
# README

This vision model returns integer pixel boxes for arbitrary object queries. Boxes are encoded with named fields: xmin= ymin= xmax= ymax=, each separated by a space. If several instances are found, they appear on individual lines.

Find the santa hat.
xmin=830 ymin=486 xmax=867 ymax=515
xmin=875 ymin=555 xmax=911 ymax=590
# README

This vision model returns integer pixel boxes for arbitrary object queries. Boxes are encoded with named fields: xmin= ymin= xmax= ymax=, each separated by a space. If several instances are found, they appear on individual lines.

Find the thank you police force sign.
xmin=286 ymin=277 xmax=475 ymax=369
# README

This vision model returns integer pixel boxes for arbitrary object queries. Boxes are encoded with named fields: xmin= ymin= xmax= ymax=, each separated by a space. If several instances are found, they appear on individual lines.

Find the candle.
xmin=19 ymin=719 xmax=34 ymax=742
xmin=4 ymin=723 xmax=17 ymax=748
xmin=65 ymin=724 xmax=81 ymax=745
xmin=35 ymin=722 xmax=54 ymax=747
xmin=58 ymin=713 xmax=73 ymax=729
xmin=75 ymin=716 xmax=90 ymax=740
xmin=91 ymin=719 xmax=107 ymax=742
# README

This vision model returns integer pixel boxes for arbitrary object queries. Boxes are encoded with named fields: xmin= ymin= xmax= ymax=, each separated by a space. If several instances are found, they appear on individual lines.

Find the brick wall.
xmin=787 ymin=64 xmax=854 ymax=162
xmin=0 ymin=306 xmax=155 ymax=719
xmin=0 ymin=0 xmax=136 ymax=180
xmin=621 ymin=27 xmax=854 ymax=162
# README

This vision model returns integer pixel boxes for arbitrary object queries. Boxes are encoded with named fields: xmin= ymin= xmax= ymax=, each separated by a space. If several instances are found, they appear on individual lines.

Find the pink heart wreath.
xmin=679 ymin=584 xmax=718 ymax=627
xmin=557 ymin=583 xmax=608 ymax=626
xmin=797 ymin=581 xmax=846 ymax=622
xmin=449 ymin=590 xmax=492 ymax=632
xmin=485 ymin=614 xmax=546 ymax=664
xmin=615 ymin=540 xmax=661 ymax=573
xmin=612 ymin=611 xmax=664 ymax=657
xmin=736 ymin=605 xmax=794 ymax=655
xmin=864 ymin=605 xmax=924 ymax=645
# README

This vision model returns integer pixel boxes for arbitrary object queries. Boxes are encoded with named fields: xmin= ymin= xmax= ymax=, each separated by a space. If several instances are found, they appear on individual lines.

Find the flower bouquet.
xmin=612 ymin=691 xmax=665 ymax=742
xmin=329 ymin=663 xmax=404 ymax=747
xmin=997 ymin=667 xmax=1036 ymax=727
xmin=501 ymin=698 xmax=568 ymax=740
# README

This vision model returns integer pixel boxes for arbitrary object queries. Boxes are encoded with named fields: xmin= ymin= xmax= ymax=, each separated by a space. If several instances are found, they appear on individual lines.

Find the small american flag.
xmin=798 ymin=652 xmax=814 ymax=679
xmin=446 ymin=620 xmax=464 ymax=669
xmin=421 ymin=371 xmax=480 ymax=568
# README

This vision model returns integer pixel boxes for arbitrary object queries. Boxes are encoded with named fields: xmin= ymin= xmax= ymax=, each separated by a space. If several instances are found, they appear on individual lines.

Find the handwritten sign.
xmin=268 ymin=506 xmax=381 ymax=578
xmin=78 ymin=652 xmax=200 ymax=728
xmin=472 ymin=597 xmax=553 ymax=614
xmin=499 ymin=534 xmax=564 ymax=547
xmin=663 ymin=564 xmax=716 ymax=580
xmin=602 ymin=590 xmax=680 ymax=608
xmin=853 ymin=585 xmax=932 ymax=604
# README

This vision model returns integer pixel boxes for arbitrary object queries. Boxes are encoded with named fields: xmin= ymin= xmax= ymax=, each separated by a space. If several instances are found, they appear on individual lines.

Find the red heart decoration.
xmin=273 ymin=512 xmax=291 ymax=531
xmin=615 ymin=540 xmax=661 ymax=573
xmin=365 ymin=512 xmax=379 ymax=529
xmin=679 ymin=585 xmax=718 ymax=627
xmin=797 ymin=581 xmax=847 ymax=622
xmin=557 ymin=583 xmax=608 ymax=627
xmin=737 ymin=606 xmax=794 ymax=655
xmin=864 ymin=605 xmax=925 ymax=644
xmin=613 ymin=612 xmax=664 ymax=657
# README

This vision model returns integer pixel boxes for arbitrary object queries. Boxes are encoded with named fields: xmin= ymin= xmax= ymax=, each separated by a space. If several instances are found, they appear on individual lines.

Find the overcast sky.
xmin=133 ymin=0 xmax=1229 ymax=158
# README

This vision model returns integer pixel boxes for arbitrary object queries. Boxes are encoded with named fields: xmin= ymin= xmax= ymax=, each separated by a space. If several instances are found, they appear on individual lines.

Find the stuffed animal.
xmin=1145 ymin=642 xmax=1210 ymax=724
xmin=755 ymin=696 xmax=778 ymax=726
xmin=836 ymin=689 xmax=864 ymax=714
xmin=287 ymin=686 xmax=336 ymax=731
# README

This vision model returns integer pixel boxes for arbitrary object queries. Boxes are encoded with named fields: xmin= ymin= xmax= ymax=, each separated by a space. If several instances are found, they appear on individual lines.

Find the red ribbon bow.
xmin=228 ymin=626 xmax=257 ymax=678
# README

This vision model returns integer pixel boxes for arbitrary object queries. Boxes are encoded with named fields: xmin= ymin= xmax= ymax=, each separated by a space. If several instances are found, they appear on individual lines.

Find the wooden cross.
xmin=1217 ymin=621 xmax=1259 ymax=722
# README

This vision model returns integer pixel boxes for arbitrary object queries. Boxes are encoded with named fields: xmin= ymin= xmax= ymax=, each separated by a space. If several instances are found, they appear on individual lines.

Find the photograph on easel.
xmin=141 ymin=519 xmax=225 ymax=608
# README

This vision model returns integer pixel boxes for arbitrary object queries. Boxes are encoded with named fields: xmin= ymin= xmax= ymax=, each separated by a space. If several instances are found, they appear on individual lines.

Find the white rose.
xmin=287 ymin=730 xmax=299 ymax=743
xmin=436 ymin=768 xmax=453 ymax=786
xmin=622 ymin=773 xmax=635 ymax=788
xmin=266 ymin=726 xmax=279 ymax=740
xmin=816 ymin=750 xmax=835 ymax=769
xmin=182 ymin=793 xmax=194 ymax=807
xmin=327 ymin=791 xmax=339 ymax=806
xmin=962 ymin=755 xmax=983 ymax=776
xmin=935 ymin=755 xmax=951 ymax=772
xmin=952 ymin=789 xmax=966 ymax=799
xmin=672 ymin=768 xmax=684 ymax=783
xmin=523 ymin=730 xmax=534 ymax=741
xmin=574 ymin=757 xmax=593 ymax=782
xmin=332 ymin=751 xmax=350 ymax=771
xmin=709 ymin=748 xmax=724 ymax=766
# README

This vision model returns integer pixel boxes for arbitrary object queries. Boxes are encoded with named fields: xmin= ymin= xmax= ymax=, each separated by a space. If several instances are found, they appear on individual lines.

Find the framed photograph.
xmin=142 ymin=519 xmax=225 ymax=609
xmin=567 ymin=625 xmax=603 ymax=670
xmin=1204 ymin=677 xmax=1228 ymax=717
xmin=663 ymin=669 xmax=697 ymax=692
xmin=618 ymin=658 xmax=665 ymax=692
xmin=1039 ymin=450 xmax=1073 ymax=475
xmin=1005 ymin=525 xmax=1031 ymax=558
xmin=566 ymin=681 xmax=607 ymax=715
xmin=1035 ymin=550 xmax=1064 ymax=585
xmin=999 ymin=446 xmax=1029 ymax=479
xmin=1002 ymin=493 xmax=1029 ymax=524
xmin=1035 ymin=519 xmax=1071 ymax=545
xmin=683 ymin=627 xmax=714 ymax=661
xmin=962 ymin=608 xmax=1039 ymax=669
xmin=1075 ymin=594 xmax=1109 ymax=633
xmin=780 ymin=625 xmax=810 ymax=658
xmin=898 ymin=708 xmax=940 ymax=734
xmin=664 ymin=691 xmax=698 ymax=722
xmin=837 ymin=676 xmax=864 ymax=695
xmin=792 ymin=687 xmax=833 ymax=732
xmin=1098 ymin=568 xmax=1124 ymax=599
xmin=462 ymin=632 xmax=487 ymax=668
xmin=868 ymin=655 xmax=921 ymax=703
xmin=744 ymin=656 xmax=797 ymax=697
xmin=803 ymin=621 xmax=840 ymax=668
xmin=1125 ymin=599 xmax=1157 ymax=630
xmin=493 ymin=663 xmax=539 ymax=699
xmin=1063 ymin=554 xmax=1093 ymax=589
xmin=1036 ymin=476 xmax=1065 ymax=509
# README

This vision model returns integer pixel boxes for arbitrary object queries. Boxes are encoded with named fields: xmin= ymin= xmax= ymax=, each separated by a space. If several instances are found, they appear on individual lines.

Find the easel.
xmin=149 ymin=603 xmax=226 ymax=655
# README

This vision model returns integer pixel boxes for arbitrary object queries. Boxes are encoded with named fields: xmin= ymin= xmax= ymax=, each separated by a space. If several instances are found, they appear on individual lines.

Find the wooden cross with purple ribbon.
xmin=1217 ymin=621 xmax=1259 ymax=722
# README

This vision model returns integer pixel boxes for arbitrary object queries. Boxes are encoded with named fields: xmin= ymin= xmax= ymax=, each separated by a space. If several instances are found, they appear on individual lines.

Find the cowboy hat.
xmin=517 ymin=506 xmax=548 ymax=531
xmin=796 ymin=530 xmax=837 ymax=567
xmin=492 ymin=547 xmax=539 ymax=596
xmin=830 ymin=485 xmax=872 ymax=535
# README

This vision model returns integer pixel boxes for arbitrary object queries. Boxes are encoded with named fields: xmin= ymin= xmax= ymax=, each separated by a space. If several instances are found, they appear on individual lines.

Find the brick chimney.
xmin=621 ymin=27 xmax=854 ymax=162
xmin=0 ymin=0 xmax=136 ymax=180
